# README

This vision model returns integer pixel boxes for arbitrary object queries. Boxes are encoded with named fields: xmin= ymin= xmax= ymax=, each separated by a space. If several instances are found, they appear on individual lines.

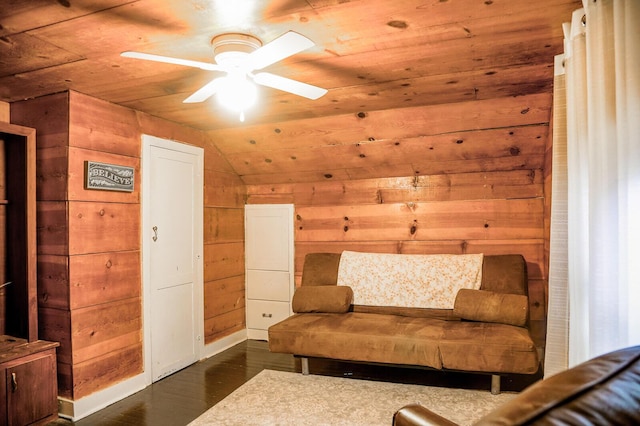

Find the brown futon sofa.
xmin=268 ymin=252 xmax=540 ymax=394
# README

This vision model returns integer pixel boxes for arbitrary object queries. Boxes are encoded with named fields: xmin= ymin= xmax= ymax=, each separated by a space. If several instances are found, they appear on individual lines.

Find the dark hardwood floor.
xmin=52 ymin=339 xmax=542 ymax=426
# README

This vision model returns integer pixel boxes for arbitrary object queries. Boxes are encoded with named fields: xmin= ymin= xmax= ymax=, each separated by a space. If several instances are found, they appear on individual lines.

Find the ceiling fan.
xmin=121 ymin=31 xmax=327 ymax=120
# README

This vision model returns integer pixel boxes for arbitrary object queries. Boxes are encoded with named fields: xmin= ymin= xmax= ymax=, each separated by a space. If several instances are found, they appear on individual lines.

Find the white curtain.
xmin=546 ymin=0 xmax=640 ymax=376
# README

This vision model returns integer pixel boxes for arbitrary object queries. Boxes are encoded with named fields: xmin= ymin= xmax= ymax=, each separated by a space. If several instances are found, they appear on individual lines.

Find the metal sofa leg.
xmin=301 ymin=357 xmax=309 ymax=375
xmin=491 ymin=375 xmax=501 ymax=395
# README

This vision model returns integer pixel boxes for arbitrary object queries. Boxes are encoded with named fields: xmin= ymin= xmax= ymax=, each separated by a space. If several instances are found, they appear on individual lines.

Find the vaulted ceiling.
xmin=1 ymin=0 xmax=580 ymax=184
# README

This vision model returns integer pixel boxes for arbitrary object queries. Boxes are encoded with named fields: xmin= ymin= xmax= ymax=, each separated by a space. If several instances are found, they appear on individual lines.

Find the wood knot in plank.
xmin=387 ymin=20 xmax=408 ymax=29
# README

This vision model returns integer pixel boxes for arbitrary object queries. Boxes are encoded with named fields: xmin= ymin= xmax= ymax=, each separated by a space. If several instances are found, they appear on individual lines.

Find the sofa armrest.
xmin=393 ymin=404 xmax=459 ymax=426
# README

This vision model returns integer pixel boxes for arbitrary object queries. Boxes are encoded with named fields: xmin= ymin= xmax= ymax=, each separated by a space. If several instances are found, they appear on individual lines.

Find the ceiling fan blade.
xmin=247 ymin=31 xmax=315 ymax=71
xmin=121 ymin=51 xmax=223 ymax=72
xmin=183 ymin=77 xmax=226 ymax=103
xmin=253 ymin=72 xmax=327 ymax=100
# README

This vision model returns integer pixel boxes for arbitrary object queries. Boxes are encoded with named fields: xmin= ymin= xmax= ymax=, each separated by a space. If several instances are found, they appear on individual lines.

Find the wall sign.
xmin=84 ymin=161 xmax=134 ymax=192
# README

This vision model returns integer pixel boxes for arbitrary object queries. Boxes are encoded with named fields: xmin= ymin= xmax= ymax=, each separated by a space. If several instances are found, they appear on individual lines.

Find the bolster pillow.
xmin=453 ymin=289 xmax=528 ymax=327
xmin=292 ymin=285 xmax=353 ymax=313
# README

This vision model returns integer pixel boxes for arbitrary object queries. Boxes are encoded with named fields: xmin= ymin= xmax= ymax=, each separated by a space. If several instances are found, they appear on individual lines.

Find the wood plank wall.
xmin=203 ymin=136 xmax=246 ymax=344
xmin=0 ymin=102 xmax=8 ymax=123
xmin=242 ymin=95 xmax=551 ymax=350
xmin=10 ymin=91 xmax=246 ymax=400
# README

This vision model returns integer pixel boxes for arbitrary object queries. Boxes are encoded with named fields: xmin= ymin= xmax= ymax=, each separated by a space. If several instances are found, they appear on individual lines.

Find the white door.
xmin=142 ymin=135 xmax=204 ymax=382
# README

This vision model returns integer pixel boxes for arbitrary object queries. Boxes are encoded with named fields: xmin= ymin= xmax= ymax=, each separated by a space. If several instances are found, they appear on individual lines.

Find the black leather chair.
xmin=393 ymin=345 xmax=640 ymax=425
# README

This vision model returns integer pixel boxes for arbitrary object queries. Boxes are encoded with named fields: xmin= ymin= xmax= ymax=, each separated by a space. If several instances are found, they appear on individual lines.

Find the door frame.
xmin=141 ymin=135 xmax=204 ymax=383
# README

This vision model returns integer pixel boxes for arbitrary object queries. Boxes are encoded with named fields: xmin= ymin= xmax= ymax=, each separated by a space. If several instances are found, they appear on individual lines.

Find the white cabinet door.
xmin=245 ymin=205 xmax=292 ymax=271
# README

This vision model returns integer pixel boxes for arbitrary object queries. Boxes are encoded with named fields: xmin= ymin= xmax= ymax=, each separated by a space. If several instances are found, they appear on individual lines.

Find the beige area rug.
xmin=188 ymin=369 xmax=515 ymax=426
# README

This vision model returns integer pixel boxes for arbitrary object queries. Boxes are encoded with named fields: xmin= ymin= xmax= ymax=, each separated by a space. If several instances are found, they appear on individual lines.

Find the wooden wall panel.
xmin=56 ymin=362 xmax=72 ymax=399
xmin=203 ymin=242 xmax=244 ymax=282
xmin=204 ymin=169 xmax=246 ymax=208
xmin=71 ymin=298 xmax=141 ymax=365
xmin=528 ymin=279 xmax=547 ymax=321
xmin=202 ymin=135 xmax=246 ymax=345
xmin=203 ymin=267 xmax=246 ymax=344
xmin=10 ymin=92 xmax=69 ymax=150
xmin=72 ymin=343 xmax=143 ymax=400
xmin=67 ymin=201 xmax=140 ymax=255
xmin=135 ymin=112 xmax=207 ymax=151
xmin=248 ymin=170 xmax=543 ymax=206
xmin=204 ymin=207 xmax=244 ymax=244
xmin=38 ymin=307 xmax=71 ymax=365
xmin=37 ymin=254 xmax=69 ymax=310
xmin=64 ymin=93 xmax=143 ymax=400
xmin=204 ymin=309 xmax=245 ymax=344
xmin=203 ymin=139 xmax=237 ymax=174
xmin=36 ymin=201 xmax=68 ymax=256
xmin=204 ymin=276 xmax=245 ymax=320
xmin=12 ymin=94 xmax=74 ymax=399
xmin=68 ymin=91 xmax=139 ymax=156
xmin=0 ymin=101 xmax=8 ymax=122
xmin=295 ymin=199 xmax=543 ymax=242
xmin=36 ymin=146 xmax=68 ymax=201
xmin=68 ymin=251 xmax=141 ymax=309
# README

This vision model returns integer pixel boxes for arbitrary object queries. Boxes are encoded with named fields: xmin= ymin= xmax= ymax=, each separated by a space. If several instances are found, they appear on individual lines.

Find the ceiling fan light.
xmin=217 ymin=75 xmax=258 ymax=113
xmin=212 ymin=33 xmax=261 ymax=68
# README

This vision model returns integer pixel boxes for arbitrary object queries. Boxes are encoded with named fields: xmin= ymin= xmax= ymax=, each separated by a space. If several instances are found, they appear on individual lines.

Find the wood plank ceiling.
xmin=1 ymin=0 xmax=580 ymax=184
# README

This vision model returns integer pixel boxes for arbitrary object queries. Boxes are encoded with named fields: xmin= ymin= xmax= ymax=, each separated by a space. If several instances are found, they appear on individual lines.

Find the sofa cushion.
xmin=268 ymin=313 xmax=539 ymax=374
xmin=453 ymin=289 xmax=528 ymax=327
xmin=481 ymin=254 xmax=527 ymax=295
xmin=269 ymin=312 xmax=443 ymax=369
xmin=437 ymin=320 xmax=539 ymax=374
xmin=300 ymin=253 xmax=341 ymax=286
xmin=292 ymin=285 xmax=353 ymax=313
